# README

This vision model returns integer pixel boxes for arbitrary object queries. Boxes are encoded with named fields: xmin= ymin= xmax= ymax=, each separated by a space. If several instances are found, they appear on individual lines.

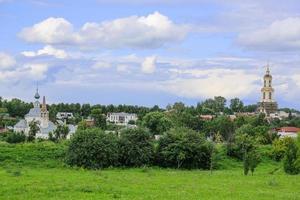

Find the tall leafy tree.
xmin=28 ymin=120 xmax=40 ymax=142
xmin=230 ymin=98 xmax=244 ymax=113
xmin=91 ymin=108 xmax=106 ymax=129
xmin=142 ymin=111 xmax=172 ymax=135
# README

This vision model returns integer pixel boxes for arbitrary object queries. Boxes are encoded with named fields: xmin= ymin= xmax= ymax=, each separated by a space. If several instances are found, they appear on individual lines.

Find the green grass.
xmin=0 ymin=142 xmax=299 ymax=200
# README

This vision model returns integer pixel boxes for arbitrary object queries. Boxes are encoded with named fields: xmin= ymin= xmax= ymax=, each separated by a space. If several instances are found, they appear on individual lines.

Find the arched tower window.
xmin=269 ymin=92 xmax=272 ymax=100
xmin=263 ymin=92 xmax=266 ymax=99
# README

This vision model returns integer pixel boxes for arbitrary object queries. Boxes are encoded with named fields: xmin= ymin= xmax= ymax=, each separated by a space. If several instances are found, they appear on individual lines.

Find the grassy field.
xmin=0 ymin=142 xmax=299 ymax=200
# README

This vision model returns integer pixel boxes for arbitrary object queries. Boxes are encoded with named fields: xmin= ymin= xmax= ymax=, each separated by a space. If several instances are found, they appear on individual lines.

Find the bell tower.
xmin=40 ymin=96 xmax=49 ymax=128
xmin=257 ymin=65 xmax=278 ymax=115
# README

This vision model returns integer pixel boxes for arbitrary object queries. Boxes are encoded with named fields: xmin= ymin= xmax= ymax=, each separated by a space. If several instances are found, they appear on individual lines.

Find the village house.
xmin=106 ymin=112 xmax=138 ymax=125
xmin=277 ymin=127 xmax=300 ymax=138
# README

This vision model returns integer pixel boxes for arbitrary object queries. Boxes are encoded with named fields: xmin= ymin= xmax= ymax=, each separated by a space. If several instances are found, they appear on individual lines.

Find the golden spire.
xmin=41 ymin=96 xmax=47 ymax=112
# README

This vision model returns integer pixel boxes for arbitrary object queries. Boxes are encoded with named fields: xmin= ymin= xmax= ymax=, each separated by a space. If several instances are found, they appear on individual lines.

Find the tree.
xmin=118 ymin=128 xmax=154 ymax=167
xmin=283 ymin=139 xmax=299 ymax=175
xmin=91 ymin=108 xmax=106 ymax=129
xmin=77 ymin=120 xmax=89 ymax=130
xmin=214 ymin=96 xmax=227 ymax=113
xmin=142 ymin=112 xmax=172 ymax=135
xmin=66 ymin=128 xmax=119 ymax=169
xmin=156 ymin=127 xmax=211 ymax=169
xmin=230 ymin=98 xmax=244 ymax=113
xmin=234 ymin=132 xmax=260 ymax=175
xmin=248 ymin=150 xmax=261 ymax=175
xmin=54 ymin=124 xmax=70 ymax=141
xmin=28 ymin=120 xmax=40 ymax=142
xmin=5 ymin=131 xmax=26 ymax=143
xmin=204 ymin=116 xmax=234 ymax=142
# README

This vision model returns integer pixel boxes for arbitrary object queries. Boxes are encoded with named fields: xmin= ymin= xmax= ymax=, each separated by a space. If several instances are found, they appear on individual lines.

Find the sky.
xmin=0 ymin=0 xmax=300 ymax=109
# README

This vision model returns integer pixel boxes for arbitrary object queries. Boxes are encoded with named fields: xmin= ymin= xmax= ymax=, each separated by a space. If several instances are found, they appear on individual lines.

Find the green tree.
xmin=230 ymin=98 xmax=244 ymax=113
xmin=156 ymin=127 xmax=211 ymax=169
xmin=118 ymin=128 xmax=154 ymax=167
xmin=283 ymin=139 xmax=299 ymax=175
xmin=91 ymin=108 xmax=106 ymax=129
xmin=66 ymin=128 xmax=119 ymax=169
xmin=142 ymin=112 xmax=172 ymax=135
xmin=214 ymin=96 xmax=227 ymax=113
xmin=77 ymin=120 xmax=89 ymax=130
xmin=28 ymin=120 xmax=40 ymax=142
xmin=54 ymin=124 xmax=70 ymax=140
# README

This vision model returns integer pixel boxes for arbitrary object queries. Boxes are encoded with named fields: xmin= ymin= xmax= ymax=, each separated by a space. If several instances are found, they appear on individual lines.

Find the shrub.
xmin=156 ymin=127 xmax=211 ymax=169
xmin=66 ymin=128 xmax=119 ymax=169
xmin=6 ymin=131 xmax=26 ymax=144
xmin=118 ymin=128 xmax=154 ymax=167
xmin=283 ymin=139 xmax=299 ymax=175
xmin=271 ymin=137 xmax=293 ymax=161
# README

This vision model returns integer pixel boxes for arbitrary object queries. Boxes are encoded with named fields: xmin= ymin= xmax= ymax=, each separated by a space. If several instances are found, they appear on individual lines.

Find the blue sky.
xmin=0 ymin=0 xmax=300 ymax=109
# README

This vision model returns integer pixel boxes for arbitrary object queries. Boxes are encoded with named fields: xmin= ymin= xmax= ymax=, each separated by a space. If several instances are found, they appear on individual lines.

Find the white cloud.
xmin=24 ymin=63 xmax=49 ymax=80
xmin=19 ymin=12 xmax=190 ymax=49
xmin=21 ymin=45 xmax=68 ymax=59
xmin=19 ymin=17 xmax=78 ymax=45
xmin=161 ymin=68 xmax=260 ymax=99
xmin=0 ymin=52 xmax=16 ymax=69
xmin=141 ymin=56 xmax=156 ymax=73
xmin=0 ymin=62 xmax=49 ymax=82
xmin=92 ymin=61 xmax=111 ymax=69
xmin=238 ymin=17 xmax=300 ymax=51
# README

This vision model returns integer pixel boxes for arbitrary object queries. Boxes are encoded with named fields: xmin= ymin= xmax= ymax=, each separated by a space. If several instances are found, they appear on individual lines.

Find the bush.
xmin=283 ymin=139 xmax=299 ymax=175
xmin=66 ymin=128 xmax=119 ymax=169
xmin=6 ymin=131 xmax=26 ymax=144
xmin=271 ymin=137 xmax=293 ymax=161
xmin=156 ymin=127 xmax=211 ymax=169
xmin=118 ymin=128 xmax=154 ymax=167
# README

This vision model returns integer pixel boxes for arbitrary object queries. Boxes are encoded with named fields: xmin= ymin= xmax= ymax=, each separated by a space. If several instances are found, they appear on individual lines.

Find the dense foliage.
xmin=118 ymin=128 xmax=154 ymax=167
xmin=156 ymin=127 xmax=212 ymax=169
xmin=66 ymin=128 xmax=119 ymax=169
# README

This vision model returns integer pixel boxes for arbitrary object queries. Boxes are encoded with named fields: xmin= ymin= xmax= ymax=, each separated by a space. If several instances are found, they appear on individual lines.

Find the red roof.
xmin=278 ymin=127 xmax=300 ymax=133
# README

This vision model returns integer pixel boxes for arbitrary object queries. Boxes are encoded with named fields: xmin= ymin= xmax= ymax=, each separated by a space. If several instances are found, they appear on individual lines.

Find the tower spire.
xmin=41 ymin=96 xmax=47 ymax=111
xmin=266 ymin=61 xmax=270 ymax=75
xmin=34 ymin=82 xmax=40 ymax=99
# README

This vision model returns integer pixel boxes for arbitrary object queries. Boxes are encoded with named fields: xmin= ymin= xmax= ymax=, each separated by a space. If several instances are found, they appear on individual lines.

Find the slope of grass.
xmin=0 ymin=142 xmax=299 ymax=200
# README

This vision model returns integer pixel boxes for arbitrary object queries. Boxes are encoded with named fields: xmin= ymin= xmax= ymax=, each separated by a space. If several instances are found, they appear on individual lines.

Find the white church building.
xmin=14 ymin=88 xmax=76 ymax=139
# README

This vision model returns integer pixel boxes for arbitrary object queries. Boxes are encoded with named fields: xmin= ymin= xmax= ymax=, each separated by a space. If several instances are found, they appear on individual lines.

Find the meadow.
xmin=0 ymin=142 xmax=299 ymax=200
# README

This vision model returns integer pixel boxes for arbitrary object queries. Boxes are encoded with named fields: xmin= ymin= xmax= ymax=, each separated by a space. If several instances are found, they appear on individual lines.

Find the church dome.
xmin=34 ymin=90 xmax=40 ymax=99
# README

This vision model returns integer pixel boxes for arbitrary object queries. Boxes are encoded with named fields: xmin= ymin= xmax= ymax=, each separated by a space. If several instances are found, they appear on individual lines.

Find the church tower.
xmin=257 ymin=65 xmax=278 ymax=115
xmin=40 ymin=96 xmax=49 ymax=128
xmin=33 ymin=86 xmax=40 ymax=108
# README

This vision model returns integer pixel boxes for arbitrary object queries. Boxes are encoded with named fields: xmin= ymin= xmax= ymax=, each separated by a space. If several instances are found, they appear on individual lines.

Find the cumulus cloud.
xmin=141 ymin=56 xmax=156 ymax=73
xmin=238 ymin=17 xmax=300 ymax=51
xmin=24 ymin=63 xmax=49 ymax=80
xmin=161 ymin=68 xmax=259 ymax=99
xmin=21 ymin=45 xmax=68 ymax=59
xmin=19 ymin=12 xmax=190 ymax=49
xmin=0 ymin=52 xmax=16 ymax=69
xmin=0 ymin=63 xmax=48 ymax=82
xmin=19 ymin=18 xmax=78 ymax=45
